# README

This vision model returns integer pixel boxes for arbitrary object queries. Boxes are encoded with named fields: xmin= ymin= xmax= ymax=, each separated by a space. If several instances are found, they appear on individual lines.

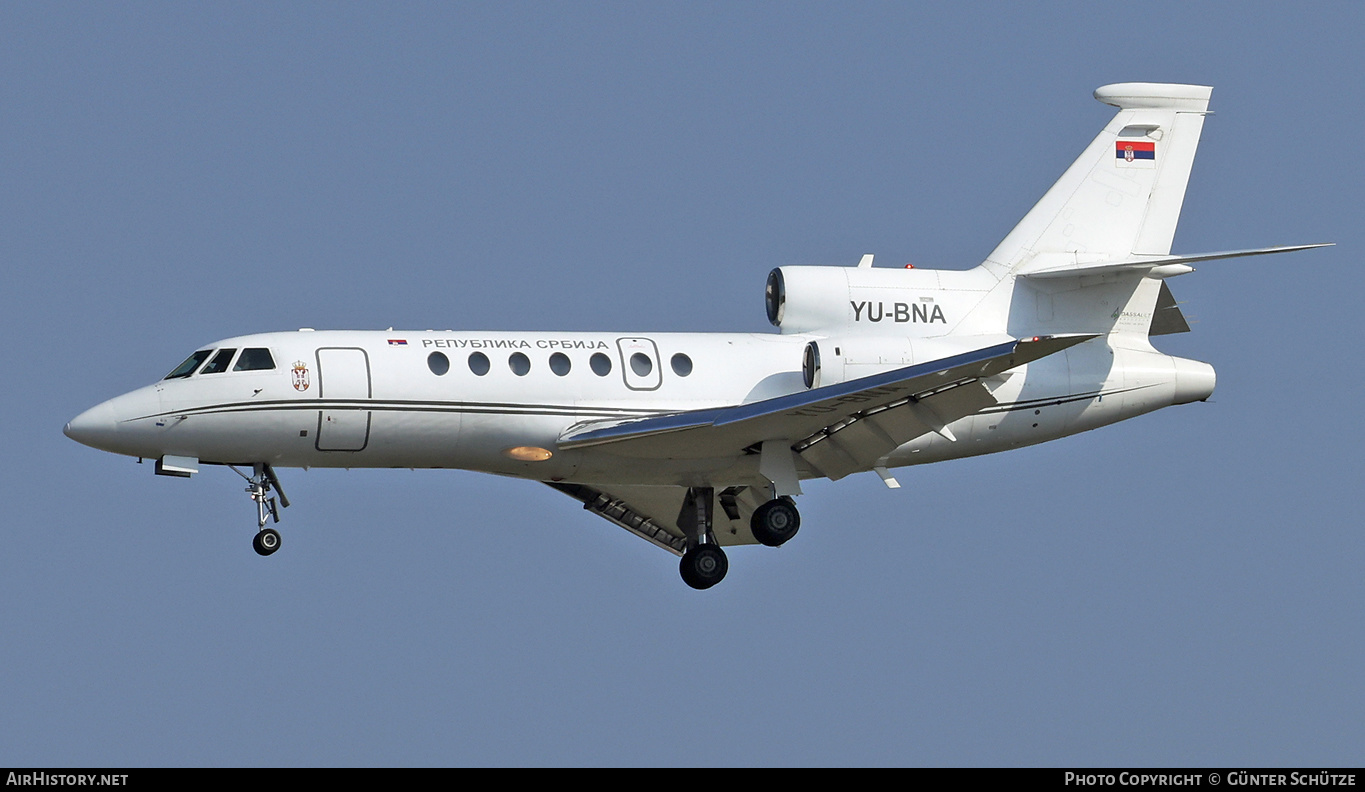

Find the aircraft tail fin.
xmin=983 ymin=83 xmax=1213 ymax=277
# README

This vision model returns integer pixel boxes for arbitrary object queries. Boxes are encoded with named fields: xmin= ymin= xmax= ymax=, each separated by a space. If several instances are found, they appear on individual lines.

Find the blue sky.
xmin=3 ymin=2 xmax=1361 ymax=766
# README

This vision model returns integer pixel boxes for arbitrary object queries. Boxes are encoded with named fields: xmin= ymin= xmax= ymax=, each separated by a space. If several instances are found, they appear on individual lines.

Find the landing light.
xmin=504 ymin=446 xmax=553 ymax=462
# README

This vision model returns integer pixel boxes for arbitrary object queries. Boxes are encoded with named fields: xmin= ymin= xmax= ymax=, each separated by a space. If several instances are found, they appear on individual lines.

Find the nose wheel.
xmin=253 ymin=527 xmax=282 ymax=556
xmin=230 ymin=463 xmax=290 ymax=557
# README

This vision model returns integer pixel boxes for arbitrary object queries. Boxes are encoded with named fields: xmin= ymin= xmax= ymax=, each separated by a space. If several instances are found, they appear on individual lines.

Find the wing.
xmin=546 ymin=481 xmax=771 ymax=554
xmin=558 ymin=334 xmax=1096 ymax=481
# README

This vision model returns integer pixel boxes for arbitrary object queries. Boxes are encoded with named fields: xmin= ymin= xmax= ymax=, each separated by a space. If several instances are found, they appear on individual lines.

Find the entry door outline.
xmin=616 ymin=337 xmax=662 ymax=391
xmin=315 ymin=347 xmax=372 ymax=452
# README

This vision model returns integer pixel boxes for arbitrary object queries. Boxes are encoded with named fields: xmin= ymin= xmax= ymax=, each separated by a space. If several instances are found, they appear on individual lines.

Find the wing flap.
xmin=797 ymin=381 xmax=996 ymax=480
xmin=558 ymin=335 xmax=1096 ymax=475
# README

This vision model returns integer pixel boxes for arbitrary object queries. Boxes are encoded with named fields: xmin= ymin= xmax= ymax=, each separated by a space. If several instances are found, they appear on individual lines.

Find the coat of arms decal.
xmin=292 ymin=361 xmax=310 ymax=392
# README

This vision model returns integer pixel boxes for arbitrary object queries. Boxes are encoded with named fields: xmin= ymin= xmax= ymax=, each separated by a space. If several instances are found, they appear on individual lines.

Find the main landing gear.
xmin=751 ymin=496 xmax=800 ymax=548
xmin=680 ymin=543 xmax=728 ymax=590
xmin=230 ymin=463 xmax=290 ymax=557
xmin=676 ymin=487 xmax=801 ymax=590
xmin=677 ymin=487 xmax=726 ymax=590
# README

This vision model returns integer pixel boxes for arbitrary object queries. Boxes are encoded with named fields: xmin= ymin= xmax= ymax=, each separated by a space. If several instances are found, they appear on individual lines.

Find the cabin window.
xmin=549 ymin=352 xmax=571 ymax=376
xmin=164 ymin=350 xmax=212 ymax=379
xmin=670 ymin=353 xmax=693 ymax=377
xmin=468 ymin=352 xmax=490 ymax=376
xmin=200 ymin=348 xmax=238 ymax=375
xmin=234 ymin=348 xmax=276 ymax=372
xmin=630 ymin=352 xmax=653 ymax=377
xmin=509 ymin=352 xmax=531 ymax=376
xmin=427 ymin=351 xmax=450 ymax=376
xmin=590 ymin=352 xmax=612 ymax=376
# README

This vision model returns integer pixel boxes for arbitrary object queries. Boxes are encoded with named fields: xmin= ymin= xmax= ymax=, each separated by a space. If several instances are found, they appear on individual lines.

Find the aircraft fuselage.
xmin=65 ymin=328 xmax=1213 ymax=487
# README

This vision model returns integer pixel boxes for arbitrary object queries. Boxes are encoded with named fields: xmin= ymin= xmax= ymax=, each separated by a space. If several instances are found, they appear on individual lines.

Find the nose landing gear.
xmin=230 ymin=463 xmax=290 ymax=557
xmin=252 ymin=527 xmax=282 ymax=556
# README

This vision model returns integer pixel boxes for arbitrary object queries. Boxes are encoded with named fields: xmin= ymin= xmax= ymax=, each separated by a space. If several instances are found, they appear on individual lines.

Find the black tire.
xmin=751 ymin=498 xmax=800 ymax=547
xmin=253 ymin=528 xmax=282 ymax=556
xmin=679 ymin=544 xmax=728 ymax=590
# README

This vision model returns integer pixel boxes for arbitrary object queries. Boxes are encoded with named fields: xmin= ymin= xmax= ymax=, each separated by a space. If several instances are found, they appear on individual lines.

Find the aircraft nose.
xmin=64 ymin=400 xmax=120 ymax=450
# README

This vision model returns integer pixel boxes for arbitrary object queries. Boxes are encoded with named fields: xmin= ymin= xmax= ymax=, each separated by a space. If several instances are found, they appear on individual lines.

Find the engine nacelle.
xmin=766 ymin=265 xmax=989 ymax=336
xmin=800 ymin=334 xmax=1012 ymax=389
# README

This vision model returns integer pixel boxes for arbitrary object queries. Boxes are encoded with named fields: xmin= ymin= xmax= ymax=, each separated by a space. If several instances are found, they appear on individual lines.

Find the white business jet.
xmin=65 ymin=83 xmax=1328 ymax=589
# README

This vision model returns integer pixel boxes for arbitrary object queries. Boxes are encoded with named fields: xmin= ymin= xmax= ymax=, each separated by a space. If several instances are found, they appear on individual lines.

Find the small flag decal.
xmin=1115 ymin=140 xmax=1156 ymax=162
xmin=388 ymin=339 xmax=408 ymax=346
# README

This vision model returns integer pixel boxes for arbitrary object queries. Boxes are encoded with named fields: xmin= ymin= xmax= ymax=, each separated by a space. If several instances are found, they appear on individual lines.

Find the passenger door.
xmin=315 ymin=347 xmax=372 ymax=452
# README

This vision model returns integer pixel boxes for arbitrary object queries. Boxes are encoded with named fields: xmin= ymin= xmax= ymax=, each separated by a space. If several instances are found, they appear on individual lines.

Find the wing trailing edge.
xmin=556 ymin=335 xmax=1097 ymax=473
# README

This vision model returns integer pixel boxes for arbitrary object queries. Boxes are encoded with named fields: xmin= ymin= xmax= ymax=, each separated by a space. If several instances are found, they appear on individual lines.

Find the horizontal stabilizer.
xmin=1022 ymin=243 xmax=1333 ymax=279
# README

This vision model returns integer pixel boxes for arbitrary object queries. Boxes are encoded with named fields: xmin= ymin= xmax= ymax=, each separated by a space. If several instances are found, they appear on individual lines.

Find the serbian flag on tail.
xmin=1115 ymin=140 xmax=1156 ymax=164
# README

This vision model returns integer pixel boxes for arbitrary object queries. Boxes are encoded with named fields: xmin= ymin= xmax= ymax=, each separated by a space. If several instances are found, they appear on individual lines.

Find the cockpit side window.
xmin=200 ymin=348 xmax=238 ymax=375
xmin=233 ymin=348 xmax=276 ymax=372
xmin=164 ymin=350 xmax=213 ymax=380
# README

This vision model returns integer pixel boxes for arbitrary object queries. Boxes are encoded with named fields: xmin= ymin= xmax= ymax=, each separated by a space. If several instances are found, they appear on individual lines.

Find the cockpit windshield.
xmin=164 ymin=350 xmax=213 ymax=380
xmin=200 ymin=348 xmax=238 ymax=375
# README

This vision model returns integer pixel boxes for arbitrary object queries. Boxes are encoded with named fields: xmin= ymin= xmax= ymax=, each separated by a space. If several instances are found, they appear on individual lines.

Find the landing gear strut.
xmin=677 ymin=486 xmax=728 ymax=590
xmin=230 ymin=463 xmax=289 ymax=556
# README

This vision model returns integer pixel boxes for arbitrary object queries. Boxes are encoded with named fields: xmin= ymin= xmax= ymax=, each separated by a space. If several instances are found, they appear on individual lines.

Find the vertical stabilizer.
xmin=984 ymin=83 xmax=1212 ymax=276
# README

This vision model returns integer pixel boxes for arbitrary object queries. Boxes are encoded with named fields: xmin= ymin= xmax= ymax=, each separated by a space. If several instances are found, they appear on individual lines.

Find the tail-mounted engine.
xmin=766 ymin=265 xmax=987 ymax=336
xmin=770 ymin=262 xmax=1008 ymax=390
